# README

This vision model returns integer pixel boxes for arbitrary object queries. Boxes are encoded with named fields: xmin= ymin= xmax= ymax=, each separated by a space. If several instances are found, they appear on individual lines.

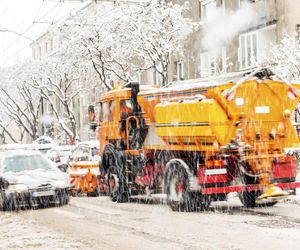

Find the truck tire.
xmin=164 ymin=159 xmax=200 ymax=212
xmin=239 ymin=189 xmax=259 ymax=208
xmin=238 ymin=170 xmax=277 ymax=208
xmin=103 ymin=145 xmax=129 ymax=203
xmin=87 ymin=187 xmax=101 ymax=197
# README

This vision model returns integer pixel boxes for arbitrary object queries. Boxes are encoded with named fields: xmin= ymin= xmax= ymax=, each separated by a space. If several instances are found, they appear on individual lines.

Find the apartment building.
xmin=169 ymin=0 xmax=300 ymax=81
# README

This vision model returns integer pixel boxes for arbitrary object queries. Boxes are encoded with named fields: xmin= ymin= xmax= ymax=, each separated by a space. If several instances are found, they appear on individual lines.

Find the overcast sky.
xmin=0 ymin=0 xmax=84 ymax=67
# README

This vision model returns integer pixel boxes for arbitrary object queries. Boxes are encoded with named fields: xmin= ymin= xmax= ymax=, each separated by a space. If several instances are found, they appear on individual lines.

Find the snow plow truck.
xmin=92 ymin=68 xmax=300 ymax=211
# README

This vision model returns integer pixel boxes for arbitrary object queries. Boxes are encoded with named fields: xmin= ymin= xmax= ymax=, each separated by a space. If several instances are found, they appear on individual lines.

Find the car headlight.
xmin=7 ymin=184 xmax=28 ymax=192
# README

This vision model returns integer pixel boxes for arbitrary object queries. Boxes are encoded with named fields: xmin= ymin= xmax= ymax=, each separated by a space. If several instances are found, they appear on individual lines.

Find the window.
xmin=200 ymin=0 xmax=217 ymax=22
xmin=120 ymin=99 xmax=133 ymax=119
xmin=239 ymin=32 xmax=258 ymax=69
xmin=200 ymin=48 xmax=227 ymax=77
xmin=34 ymin=44 xmax=41 ymax=59
xmin=45 ymin=42 xmax=48 ymax=54
xmin=133 ymin=71 xmax=142 ymax=83
xmin=153 ymin=70 xmax=157 ymax=85
xmin=49 ymin=39 xmax=53 ymax=53
xmin=153 ymin=70 xmax=162 ymax=86
xmin=176 ymin=60 xmax=184 ymax=81
xmin=100 ymin=102 xmax=108 ymax=122
xmin=108 ymin=100 xmax=114 ymax=122
xmin=200 ymin=51 xmax=217 ymax=77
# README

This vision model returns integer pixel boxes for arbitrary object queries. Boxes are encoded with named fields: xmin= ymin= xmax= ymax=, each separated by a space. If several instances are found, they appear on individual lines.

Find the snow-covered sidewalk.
xmin=0 ymin=212 xmax=83 ymax=249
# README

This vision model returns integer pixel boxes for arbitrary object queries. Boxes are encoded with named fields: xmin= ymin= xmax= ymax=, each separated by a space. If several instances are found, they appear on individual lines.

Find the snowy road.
xmin=1 ymin=196 xmax=300 ymax=250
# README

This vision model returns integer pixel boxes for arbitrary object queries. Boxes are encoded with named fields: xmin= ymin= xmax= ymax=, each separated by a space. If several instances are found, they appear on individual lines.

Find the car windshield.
xmin=2 ymin=155 xmax=52 ymax=173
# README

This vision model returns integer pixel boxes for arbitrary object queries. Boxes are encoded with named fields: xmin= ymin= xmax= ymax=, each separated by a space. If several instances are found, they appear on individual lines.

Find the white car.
xmin=0 ymin=150 xmax=70 ymax=211
xmin=32 ymin=136 xmax=56 ymax=154
xmin=47 ymin=145 xmax=74 ymax=172
xmin=70 ymin=140 xmax=101 ymax=162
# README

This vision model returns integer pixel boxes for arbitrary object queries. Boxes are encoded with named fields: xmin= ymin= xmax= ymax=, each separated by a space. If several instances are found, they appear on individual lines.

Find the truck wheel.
xmin=164 ymin=160 xmax=195 ymax=212
xmin=239 ymin=190 xmax=259 ymax=208
xmin=238 ymin=171 xmax=277 ymax=208
xmin=87 ymin=187 xmax=101 ymax=197
xmin=104 ymin=147 xmax=129 ymax=203
xmin=107 ymin=169 xmax=129 ymax=203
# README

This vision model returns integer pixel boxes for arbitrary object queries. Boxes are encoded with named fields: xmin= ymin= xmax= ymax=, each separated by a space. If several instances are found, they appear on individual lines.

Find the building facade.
xmin=166 ymin=0 xmax=300 ymax=82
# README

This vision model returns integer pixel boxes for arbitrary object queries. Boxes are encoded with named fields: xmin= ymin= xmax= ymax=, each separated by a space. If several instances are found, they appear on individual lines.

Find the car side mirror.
xmin=57 ymin=165 xmax=68 ymax=172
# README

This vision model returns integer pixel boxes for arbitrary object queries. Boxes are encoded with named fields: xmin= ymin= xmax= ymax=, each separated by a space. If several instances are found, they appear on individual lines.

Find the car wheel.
xmin=5 ymin=194 xmax=17 ymax=211
xmin=28 ymin=197 xmax=38 ymax=209
xmin=55 ymin=189 xmax=70 ymax=206
xmin=0 ymin=191 xmax=5 ymax=211
xmin=62 ymin=190 xmax=70 ymax=205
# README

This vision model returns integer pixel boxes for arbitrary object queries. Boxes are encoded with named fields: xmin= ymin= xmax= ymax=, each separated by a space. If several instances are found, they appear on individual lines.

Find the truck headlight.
xmin=7 ymin=184 xmax=28 ymax=192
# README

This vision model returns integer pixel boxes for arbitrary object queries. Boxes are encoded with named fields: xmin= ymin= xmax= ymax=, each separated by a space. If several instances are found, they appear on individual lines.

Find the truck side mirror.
xmin=88 ymin=105 xmax=95 ymax=122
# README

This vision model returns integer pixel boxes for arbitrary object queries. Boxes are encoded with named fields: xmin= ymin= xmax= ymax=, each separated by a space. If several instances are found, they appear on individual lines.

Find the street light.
xmin=0 ymin=28 xmax=34 ymax=41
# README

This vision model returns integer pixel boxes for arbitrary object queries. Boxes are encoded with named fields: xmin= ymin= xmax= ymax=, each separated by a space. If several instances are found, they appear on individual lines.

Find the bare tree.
xmin=26 ymin=58 xmax=83 ymax=144
xmin=58 ymin=0 xmax=196 ymax=88
xmin=264 ymin=35 xmax=300 ymax=81
xmin=0 ymin=119 xmax=21 ymax=143
xmin=0 ymin=85 xmax=40 ymax=142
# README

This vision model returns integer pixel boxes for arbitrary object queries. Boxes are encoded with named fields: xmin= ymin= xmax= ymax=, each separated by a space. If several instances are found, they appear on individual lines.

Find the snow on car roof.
xmin=32 ymin=136 xmax=55 ymax=147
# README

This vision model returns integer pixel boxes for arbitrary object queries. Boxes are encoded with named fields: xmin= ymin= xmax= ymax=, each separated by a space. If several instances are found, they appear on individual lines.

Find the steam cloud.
xmin=201 ymin=2 xmax=261 ymax=51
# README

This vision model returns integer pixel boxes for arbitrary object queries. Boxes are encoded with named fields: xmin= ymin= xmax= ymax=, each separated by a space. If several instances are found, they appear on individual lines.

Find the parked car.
xmin=32 ymin=136 xmax=56 ymax=154
xmin=69 ymin=141 xmax=105 ymax=196
xmin=70 ymin=141 xmax=101 ymax=162
xmin=0 ymin=150 xmax=70 ymax=211
xmin=47 ymin=145 xmax=74 ymax=172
